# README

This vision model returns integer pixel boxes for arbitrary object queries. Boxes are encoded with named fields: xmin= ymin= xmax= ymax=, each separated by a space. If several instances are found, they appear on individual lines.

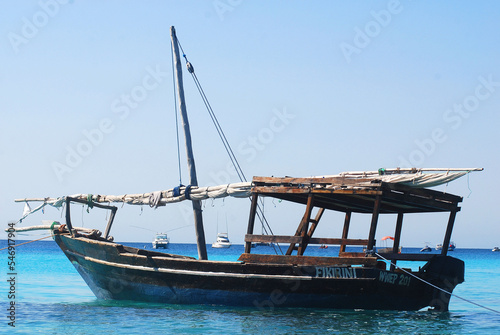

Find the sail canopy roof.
xmin=14 ymin=168 xmax=481 ymax=218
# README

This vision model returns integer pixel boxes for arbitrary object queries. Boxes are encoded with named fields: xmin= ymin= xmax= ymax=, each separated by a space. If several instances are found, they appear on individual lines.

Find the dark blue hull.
xmin=55 ymin=234 xmax=464 ymax=311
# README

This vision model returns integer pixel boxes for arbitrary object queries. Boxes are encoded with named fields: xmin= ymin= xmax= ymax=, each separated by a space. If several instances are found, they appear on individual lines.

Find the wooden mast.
xmin=170 ymin=26 xmax=207 ymax=260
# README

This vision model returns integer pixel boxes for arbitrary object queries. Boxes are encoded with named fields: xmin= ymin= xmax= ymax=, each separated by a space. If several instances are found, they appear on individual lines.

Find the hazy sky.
xmin=1 ymin=1 xmax=499 ymax=248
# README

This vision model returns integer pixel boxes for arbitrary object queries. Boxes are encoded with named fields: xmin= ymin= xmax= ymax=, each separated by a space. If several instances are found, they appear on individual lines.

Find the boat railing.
xmin=244 ymin=234 xmax=369 ymax=248
xmin=237 ymin=253 xmax=379 ymax=267
xmin=65 ymin=196 xmax=118 ymax=240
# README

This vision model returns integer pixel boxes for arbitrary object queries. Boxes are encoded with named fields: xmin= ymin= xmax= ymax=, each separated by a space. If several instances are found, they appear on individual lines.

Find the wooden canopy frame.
xmin=242 ymin=176 xmax=462 ymax=266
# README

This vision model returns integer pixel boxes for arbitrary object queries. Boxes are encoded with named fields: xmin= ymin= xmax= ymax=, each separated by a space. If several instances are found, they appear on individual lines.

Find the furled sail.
xmin=332 ymin=168 xmax=483 ymax=188
xmin=14 ymin=168 xmax=482 ymax=219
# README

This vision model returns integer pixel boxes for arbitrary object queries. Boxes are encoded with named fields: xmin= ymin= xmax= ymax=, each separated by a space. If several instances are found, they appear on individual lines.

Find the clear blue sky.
xmin=1 ymin=1 xmax=499 ymax=248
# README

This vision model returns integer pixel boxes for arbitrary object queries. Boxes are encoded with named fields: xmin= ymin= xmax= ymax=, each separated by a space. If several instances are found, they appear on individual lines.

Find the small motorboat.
xmin=436 ymin=243 xmax=442 ymax=250
xmin=152 ymin=233 xmax=169 ymax=249
xmin=493 ymin=246 xmax=500 ymax=252
xmin=319 ymin=244 xmax=328 ymax=249
xmin=212 ymin=233 xmax=231 ymax=248
xmin=420 ymin=245 xmax=432 ymax=252
xmin=448 ymin=241 xmax=456 ymax=251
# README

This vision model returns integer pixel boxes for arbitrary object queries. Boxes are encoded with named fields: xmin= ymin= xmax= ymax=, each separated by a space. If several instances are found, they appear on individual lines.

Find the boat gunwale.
xmin=62 ymin=248 xmax=381 ymax=282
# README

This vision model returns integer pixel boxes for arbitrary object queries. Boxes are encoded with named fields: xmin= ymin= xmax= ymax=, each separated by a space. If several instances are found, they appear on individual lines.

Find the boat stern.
xmin=421 ymin=255 xmax=465 ymax=311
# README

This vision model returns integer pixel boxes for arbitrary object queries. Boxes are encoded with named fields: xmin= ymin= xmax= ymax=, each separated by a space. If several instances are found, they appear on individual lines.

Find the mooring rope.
xmin=375 ymin=252 xmax=500 ymax=314
xmin=0 ymin=235 xmax=52 ymax=251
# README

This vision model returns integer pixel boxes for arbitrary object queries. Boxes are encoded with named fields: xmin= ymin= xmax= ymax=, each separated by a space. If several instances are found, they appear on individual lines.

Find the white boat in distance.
xmin=152 ymin=233 xmax=169 ymax=249
xmin=436 ymin=241 xmax=456 ymax=251
xmin=212 ymin=233 xmax=231 ymax=248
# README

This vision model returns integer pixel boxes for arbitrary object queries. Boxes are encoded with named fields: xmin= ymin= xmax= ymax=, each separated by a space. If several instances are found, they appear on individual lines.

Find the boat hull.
xmin=212 ymin=242 xmax=231 ymax=248
xmin=55 ymin=235 xmax=464 ymax=311
xmin=152 ymin=242 xmax=169 ymax=249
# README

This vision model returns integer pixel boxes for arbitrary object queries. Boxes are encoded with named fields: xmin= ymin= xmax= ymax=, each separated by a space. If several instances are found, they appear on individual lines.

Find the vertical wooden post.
xmin=339 ymin=211 xmax=352 ymax=253
xmin=103 ymin=207 xmax=118 ymax=239
xmin=297 ymin=194 xmax=314 ymax=256
xmin=390 ymin=212 xmax=404 ymax=271
xmin=65 ymin=197 xmax=74 ymax=237
xmin=367 ymin=195 xmax=381 ymax=252
xmin=171 ymin=26 xmax=207 ymax=260
xmin=287 ymin=193 xmax=315 ymax=255
xmin=441 ymin=209 xmax=458 ymax=256
xmin=244 ymin=194 xmax=259 ymax=254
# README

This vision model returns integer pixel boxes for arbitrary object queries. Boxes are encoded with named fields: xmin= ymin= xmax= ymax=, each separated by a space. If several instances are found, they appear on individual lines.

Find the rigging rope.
xmin=0 ymin=235 xmax=52 ymax=251
xmin=375 ymin=252 xmax=500 ymax=314
xmin=177 ymin=40 xmax=246 ymax=183
xmin=176 ymin=38 xmax=282 ymax=254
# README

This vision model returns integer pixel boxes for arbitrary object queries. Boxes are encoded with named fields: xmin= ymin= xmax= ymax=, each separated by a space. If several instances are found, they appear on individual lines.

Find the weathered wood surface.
xmin=251 ymin=179 xmax=462 ymax=214
xmin=171 ymin=26 xmax=207 ymax=260
xmin=238 ymin=253 xmax=378 ymax=267
xmin=252 ymin=176 xmax=377 ymax=186
xmin=245 ymin=234 xmax=369 ymax=246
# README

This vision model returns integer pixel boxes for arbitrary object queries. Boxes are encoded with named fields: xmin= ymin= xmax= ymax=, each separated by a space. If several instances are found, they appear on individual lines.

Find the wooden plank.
xmin=252 ymin=186 xmax=381 ymax=196
xmin=308 ymin=238 xmax=369 ymax=246
xmin=285 ymin=194 xmax=313 ymax=255
xmin=302 ymin=207 xmax=326 ymax=253
xmin=237 ymin=253 xmax=378 ymax=267
xmin=340 ymin=211 xmax=351 ymax=253
xmin=245 ymin=234 xmax=303 ymax=244
xmin=339 ymin=252 xmax=366 ymax=257
xmin=391 ymin=212 xmax=404 ymax=271
xmin=306 ymin=208 xmax=325 ymax=239
xmin=441 ymin=209 xmax=458 ymax=256
xmin=246 ymin=235 xmax=369 ymax=247
xmin=367 ymin=195 xmax=381 ymax=251
xmin=252 ymin=176 xmax=377 ymax=186
xmin=244 ymin=194 xmax=259 ymax=254
xmin=297 ymin=194 xmax=314 ymax=255
xmin=376 ymin=253 xmax=436 ymax=262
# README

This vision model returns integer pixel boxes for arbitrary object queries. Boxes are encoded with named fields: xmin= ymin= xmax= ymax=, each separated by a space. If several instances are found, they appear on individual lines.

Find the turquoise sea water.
xmin=1 ymin=240 xmax=500 ymax=334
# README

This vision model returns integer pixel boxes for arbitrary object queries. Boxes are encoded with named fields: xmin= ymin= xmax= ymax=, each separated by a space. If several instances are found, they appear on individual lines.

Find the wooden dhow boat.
xmin=13 ymin=27 xmax=483 ymax=311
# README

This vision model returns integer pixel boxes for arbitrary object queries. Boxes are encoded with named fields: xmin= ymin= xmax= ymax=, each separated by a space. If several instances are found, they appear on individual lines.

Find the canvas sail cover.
xmin=15 ymin=168 xmax=482 ymax=216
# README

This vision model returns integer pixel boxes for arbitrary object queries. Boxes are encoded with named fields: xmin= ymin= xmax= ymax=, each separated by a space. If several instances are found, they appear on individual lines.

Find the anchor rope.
xmin=0 ymin=235 xmax=52 ymax=251
xmin=375 ymin=252 xmax=500 ymax=314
